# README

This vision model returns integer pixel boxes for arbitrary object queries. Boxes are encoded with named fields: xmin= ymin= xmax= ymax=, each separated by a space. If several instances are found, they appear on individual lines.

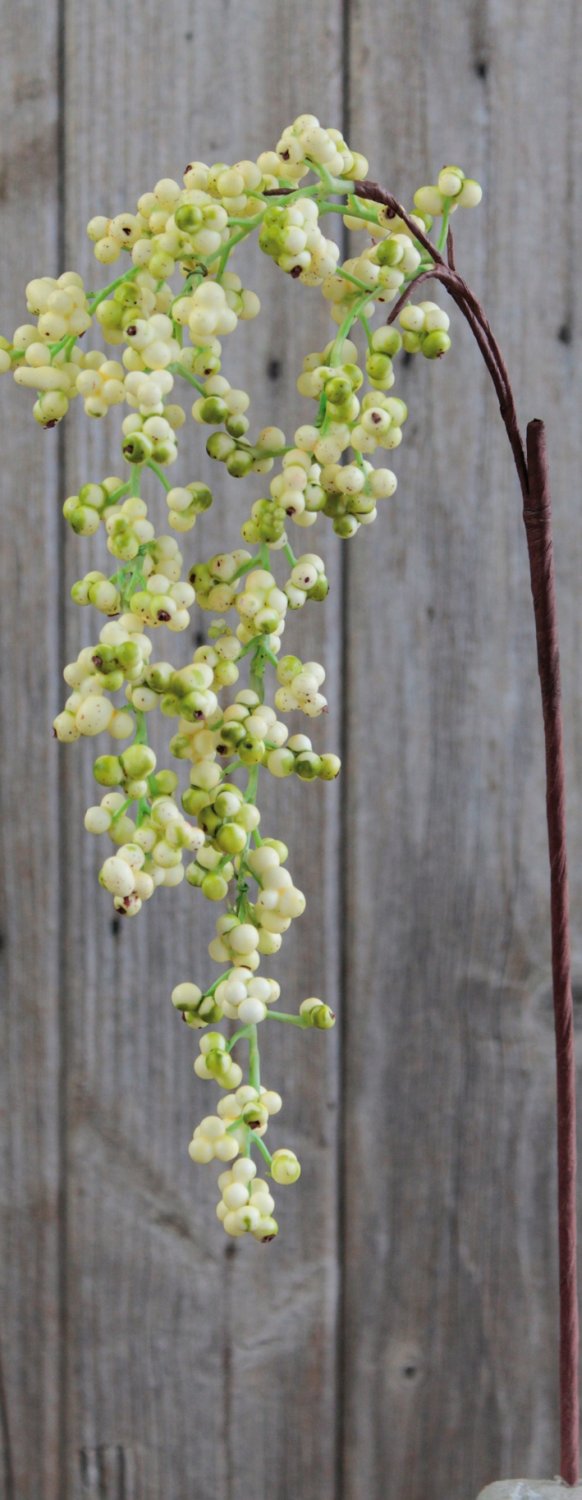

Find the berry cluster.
xmin=1 ymin=118 xmax=482 ymax=1238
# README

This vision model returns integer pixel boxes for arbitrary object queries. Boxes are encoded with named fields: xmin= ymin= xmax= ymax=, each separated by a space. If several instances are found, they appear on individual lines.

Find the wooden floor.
xmin=1 ymin=1 xmax=582 ymax=1496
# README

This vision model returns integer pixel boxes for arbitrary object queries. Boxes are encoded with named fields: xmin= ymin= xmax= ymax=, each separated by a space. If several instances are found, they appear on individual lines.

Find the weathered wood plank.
xmin=344 ymin=2 xmax=582 ymax=1497
xmin=60 ymin=4 xmax=343 ymax=1497
xmin=0 ymin=4 xmax=63 ymax=1496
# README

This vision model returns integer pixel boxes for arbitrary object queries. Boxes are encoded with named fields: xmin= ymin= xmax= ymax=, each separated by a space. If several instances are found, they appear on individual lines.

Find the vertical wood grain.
xmin=343 ymin=1 xmax=582 ymax=1497
xmin=4 ymin=2 xmax=582 ymax=1496
xmin=0 ymin=3 xmax=63 ymax=1496
xmin=59 ymin=3 xmax=343 ymax=1497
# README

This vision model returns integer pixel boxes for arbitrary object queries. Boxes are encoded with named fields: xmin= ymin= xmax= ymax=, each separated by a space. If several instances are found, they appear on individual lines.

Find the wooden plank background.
xmin=1 ymin=1 xmax=581 ymax=1496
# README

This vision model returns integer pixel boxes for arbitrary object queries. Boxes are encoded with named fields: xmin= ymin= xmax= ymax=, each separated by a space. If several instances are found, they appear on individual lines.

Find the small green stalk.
xmin=146 ymin=458 xmax=172 ymax=491
xmin=226 ymin=1025 xmax=253 ymax=1053
xmin=232 ymin=555 xmax=262 ymax=582
xmin=171 ymin=362 xmax=206 ymax=395
xmin=267 ymin=1010 xmax=310 ymax=1028
xmin=330 ymin=289 xmax=376 ymax=366
xmin=102 ymin=481 xmax=132 ymax=509
xmin=49 ymin=332 xmax=77 ymax=364
xmin=436 ymin=199 xmax=452 ymax=254
xmin=244 ymin=764 xmax=259 ymax=803
xmin=110 ymin=794 xmax=134 ymax=825
xmin=88 ymin=264 xmax=139 ymax=313
xmin=248 ymin=1025 xmax=261 ymax=1091
xmin=134 ymin=709 xmax=148 ymax=745
xmin=359 ymin=312 xmax=374 ymax=348
xmin=337 ymin=266 xmax=379 ymax=294
xmin=249 ymin=641 xmax=266 ymax=705
xmin=249 ymin=1130 xmax=272 ymax=1169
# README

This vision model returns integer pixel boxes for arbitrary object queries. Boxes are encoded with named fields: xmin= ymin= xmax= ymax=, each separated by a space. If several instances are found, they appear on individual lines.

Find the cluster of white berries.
xmin=24 ymin=272 xmax=92 ymax=340
xmin=164 ymin=480 xmax=213 ymax=532
xmin=121 ymin=411 xmax=179 ymax=467
xmin=235 ymin=568 xmax=287 ymax=644
xmin=3 ymin=120 xmax=483 ymax=1237
xmin=398 ymin=300 xmax=452 ymax=358
xmin=214 ymin=970 xmax=280 ymax=1023
xmin=53 ymin=618 xmax=151 ymax=744
xmin=190 ymin=549 xmax=251 ymax=610
xmin=249 ymin=849 xmax=306 ymax=936
xmin=322 ymin=237 xmax=422 ymax=321
xmin=87 ymin=794 xmax=205 ymax=914
xmin=275 ymin=655 xmax=327 ymax=716
xmin=266 ymin=114 xmax=368 ymax=184
xmin=259 ymin=198 xmax=339 ymax=284
xmin=413 ymin=165 xmax=483 ymax=216
xmin=215 ymin=1160 xmax=280 ymax=1242
xmin=10 ymin=331 xmax=83 ymax=427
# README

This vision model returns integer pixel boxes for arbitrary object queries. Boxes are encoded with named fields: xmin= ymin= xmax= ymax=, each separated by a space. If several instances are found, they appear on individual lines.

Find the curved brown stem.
xmin=524 ymin=421 xmax=579 ymax=1485
xmin=265 ymin=167 xmax=579 ymax=1475
xmin=352 ymin=177 xmax=446 ymax=265
xmin=352 ymin=177 xmax=579 ymax=1481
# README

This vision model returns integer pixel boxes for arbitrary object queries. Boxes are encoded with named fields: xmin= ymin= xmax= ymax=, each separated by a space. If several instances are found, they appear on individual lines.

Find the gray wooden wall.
xmin=1 ymin=1 xmax=582 ymax=1496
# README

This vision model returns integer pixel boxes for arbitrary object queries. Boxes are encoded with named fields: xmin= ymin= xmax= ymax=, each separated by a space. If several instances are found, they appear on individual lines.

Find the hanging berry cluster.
xmin=0 ymin=118 xmax=481 ymax=1243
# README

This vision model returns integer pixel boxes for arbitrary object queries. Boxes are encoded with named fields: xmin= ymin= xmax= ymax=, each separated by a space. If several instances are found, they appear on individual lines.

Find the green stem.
xmin=129 ymin=464 xmax=141 ymax=497
xmin=359 ymin=312 xmax=374 ymax=348
xmin=226 ymin=1024 xmax=253 ymax=1053
xmin=134 ymin=709 xmax=148 ymax=744
xmin=336 ymin=266 xmax=378 ymax=294
xmin=171 ymin=363 xmax=207 ymax=395
xmin=111 ymin=794 xmax=133 ymax=825
xmin=249 ymin=182 xmax=321 ymax=207
xmin=170 ymin=271 xmax=204 ymax=312
xmin=436 ymin=199 xmax=452 ymax=254
xmin=347 ymin=192 xmax=382 ymax=226
xmin=103 ymin=481 xmax=132 ymax=509
xmin=267 ymin=1010 xmax=310 ymax=1028
xmin=330 ymin=290 xmax=376 ymax=366
xmin=88 ymin=265 xmax=139 ymax=313
xmin=248 ymin=1025 xmax=261 ymax=1091
xmin=244 ymin=764 xmax=259 ymax=803
xmin=136 ymin=796 xmax=151 ymax=827
xmin=283 ymin=541 xmax=297 ymax=568
xmin=147 ymin=458 xmax=172 ymax=491
xmin=249 ymin=1130 xmax=272 ymax=1168
xmin=322 ymin=199 xmax=380 ymax=227
xmin=49 ymin=333 xmax=77 ymax=364
xmin=212 ymin=218 xmax=263 ymax=280
xmin=232 ymin=555 xmax=262 ymax=582
xmin=204 ymin=969 xmax=234 ymax=997
xmin=249 ymin=645 xmax=266 ymax=705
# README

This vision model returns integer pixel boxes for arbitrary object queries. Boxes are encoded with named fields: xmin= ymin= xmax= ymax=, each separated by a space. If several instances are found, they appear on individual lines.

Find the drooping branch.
xmin=352 ymin=173 xmax=579 ymax=1485
xmin=524 ymin=421 xmax=579 ymax=1485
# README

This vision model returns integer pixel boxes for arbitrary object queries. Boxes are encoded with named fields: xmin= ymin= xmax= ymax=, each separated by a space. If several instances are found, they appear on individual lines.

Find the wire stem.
xmin=348 ymin=175 xmax=579 ymax=1484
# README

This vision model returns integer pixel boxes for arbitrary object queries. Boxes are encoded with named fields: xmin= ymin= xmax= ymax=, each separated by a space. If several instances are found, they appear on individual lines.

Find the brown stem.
xmin=524 ymin=420 xmax=579 ymax=1485
xmin=351 ymin=178 xmax=579 ymax=1480
xmin=265 ymin=167 xmax=579 ymax=1473
xmin=352 ymin=177 xmax=446 ymax=265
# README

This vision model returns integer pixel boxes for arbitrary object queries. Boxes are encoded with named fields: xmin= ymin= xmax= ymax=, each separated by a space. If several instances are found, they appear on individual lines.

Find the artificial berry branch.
xmin=1 ymin=115 xmax=577 ymax=1476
